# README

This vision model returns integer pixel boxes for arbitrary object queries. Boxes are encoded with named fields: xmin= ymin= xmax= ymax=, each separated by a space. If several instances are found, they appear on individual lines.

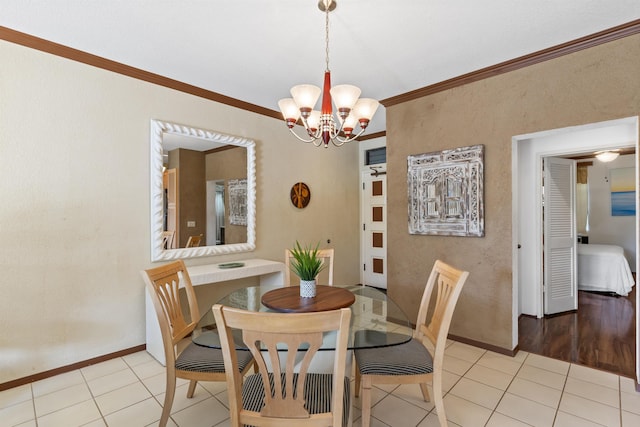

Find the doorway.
xmin=206 ymin=180 xmax=225 ymax=246
xmin=512 ymin=116 xmax=639 ymax=381
xmin=359 ymin=137 xmax=387 ymax=289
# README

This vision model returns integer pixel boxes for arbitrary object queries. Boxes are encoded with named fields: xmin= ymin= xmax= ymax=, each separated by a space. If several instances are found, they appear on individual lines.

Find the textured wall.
xmin=175 ymin=148 xmax=206 ymax=247
xmin=386 ymin=34 xmax=640 ymax=350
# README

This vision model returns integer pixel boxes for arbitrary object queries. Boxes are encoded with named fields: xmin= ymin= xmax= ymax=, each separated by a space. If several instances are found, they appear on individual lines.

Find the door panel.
xmin=543 ymin=157 xmax=577 ymax=315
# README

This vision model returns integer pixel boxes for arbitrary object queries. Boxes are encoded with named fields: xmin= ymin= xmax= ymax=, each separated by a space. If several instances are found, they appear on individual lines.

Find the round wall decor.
xmin=290 ymin=182 xmax=311 ymax=209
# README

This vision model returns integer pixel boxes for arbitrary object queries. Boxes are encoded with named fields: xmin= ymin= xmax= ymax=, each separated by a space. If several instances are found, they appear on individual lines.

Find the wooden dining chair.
xmin=284 ymin=248 xmax=335 ymax=286
xmin=142 ymin=260 xmax=254 ymax=427
xmin=354 ymin=260 xmax=469 ymax=427
xmin=161 ymin=230 xmax=175 ymax=249
xmin=213 ymin=304 xmax=352 ymax=427
xmin=185 ymin=233 xmax=203 ymax=248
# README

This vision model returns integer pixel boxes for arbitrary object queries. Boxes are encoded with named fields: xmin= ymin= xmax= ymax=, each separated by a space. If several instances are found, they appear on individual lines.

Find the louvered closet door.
xmin=543 ymin=157 xmax=577 ymax=315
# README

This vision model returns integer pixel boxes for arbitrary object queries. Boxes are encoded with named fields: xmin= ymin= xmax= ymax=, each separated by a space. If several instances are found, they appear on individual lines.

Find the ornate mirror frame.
xmin=150 ymin=119 xmax=256 ymax=261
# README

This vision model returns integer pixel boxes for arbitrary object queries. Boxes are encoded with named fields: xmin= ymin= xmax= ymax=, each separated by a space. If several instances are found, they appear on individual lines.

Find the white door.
xmin=361 ymin=168 xmax=387 ymax=289
xmin=164 ymin=168 xmax=178 ymax=249
xmin=543 ymin=157 xmax=578 ymax=315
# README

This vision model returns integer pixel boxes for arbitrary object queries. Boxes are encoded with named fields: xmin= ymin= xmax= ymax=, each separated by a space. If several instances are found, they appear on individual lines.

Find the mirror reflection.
xmin=150 ymin=120 xmax=256 ymax=261
xmin=163 ymin=143 xmax=248 ymax=248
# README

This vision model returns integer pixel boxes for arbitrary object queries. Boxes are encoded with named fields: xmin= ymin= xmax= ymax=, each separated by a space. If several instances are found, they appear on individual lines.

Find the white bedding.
xmin=577 ymin=244 xmax=635 ymax=296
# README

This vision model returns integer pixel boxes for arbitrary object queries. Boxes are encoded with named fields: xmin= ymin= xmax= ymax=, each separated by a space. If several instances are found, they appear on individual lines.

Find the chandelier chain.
xmin=325 ymin=2 xmax=330 ymax=72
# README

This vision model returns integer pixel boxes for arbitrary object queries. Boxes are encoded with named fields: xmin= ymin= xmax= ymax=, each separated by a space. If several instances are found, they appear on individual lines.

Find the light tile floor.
xmin=2 ymin=341 xmax=639 ymax=427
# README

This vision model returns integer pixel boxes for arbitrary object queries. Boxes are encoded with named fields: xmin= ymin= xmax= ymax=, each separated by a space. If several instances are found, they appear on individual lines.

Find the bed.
xmin=577 ymin=243 xmax=635 ymax=296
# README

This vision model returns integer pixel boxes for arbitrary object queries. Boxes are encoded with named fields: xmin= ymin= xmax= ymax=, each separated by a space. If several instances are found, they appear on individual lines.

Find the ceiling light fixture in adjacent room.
xmin=595 ymin=151 xmax=620 ymax=162
xmin=278 ymin=0 xmax=379 ymax=148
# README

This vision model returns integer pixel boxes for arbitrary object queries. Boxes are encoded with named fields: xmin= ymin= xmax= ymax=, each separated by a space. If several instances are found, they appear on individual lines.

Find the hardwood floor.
xmin=519 ymin=285 xmax=636 ymax=378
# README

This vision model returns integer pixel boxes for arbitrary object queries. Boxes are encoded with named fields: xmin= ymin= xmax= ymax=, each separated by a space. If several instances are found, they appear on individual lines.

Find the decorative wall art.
xmin=408 ymin=145 xmax=484 ymax=237
xmin=228 ymin=178 xmax=248 ymax=226
xmin=290 ymin=182 xmax=311 ymax=209
xmin=610 ymin=167 xmax=636 ymax=216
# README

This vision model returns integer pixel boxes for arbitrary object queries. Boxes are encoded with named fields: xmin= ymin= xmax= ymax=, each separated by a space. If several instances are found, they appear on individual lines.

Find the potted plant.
xmin=289 ymin=241 xmax=326 ymax=298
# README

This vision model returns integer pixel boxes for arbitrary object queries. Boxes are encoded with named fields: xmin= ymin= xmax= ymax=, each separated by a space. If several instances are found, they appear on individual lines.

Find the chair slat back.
xmin=185 ymin=234 xmax=203 ymax=248
xmin=244 ymin=329 xmax=323 ymax=418
xmin=161 ymin=230 xmax=175 ymax=249
xmin=415 ymin=260 xmax=469 ymax=351
xmin=213 ymin=305 xmax=351 ymax=426
xmin=284 ymin=248 xmax=335 ymax=286
xmin=142 ymin=260 xmax=200 ymax=348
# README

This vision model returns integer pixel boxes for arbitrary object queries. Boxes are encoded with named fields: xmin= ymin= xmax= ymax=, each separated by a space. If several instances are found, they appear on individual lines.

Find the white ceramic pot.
xmin=300 ymin=279 xmax=317 ymax=298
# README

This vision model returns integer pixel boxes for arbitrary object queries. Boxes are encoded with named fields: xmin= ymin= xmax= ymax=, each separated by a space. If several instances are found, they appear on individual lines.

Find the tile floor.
xmin=1 ymin=341 xmax=639 ymax=427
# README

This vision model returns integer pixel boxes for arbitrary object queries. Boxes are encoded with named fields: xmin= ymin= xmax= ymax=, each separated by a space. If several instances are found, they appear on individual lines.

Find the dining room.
xmin=1 ymin=4 xmax=640 ymax=426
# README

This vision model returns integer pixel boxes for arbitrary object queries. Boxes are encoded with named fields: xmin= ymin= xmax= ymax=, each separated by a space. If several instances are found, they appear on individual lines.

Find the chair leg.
xmin=359 ymin=376 xmax=372 ymax=427
xmin=419 ymin=382 xmax=431 ymax=402
xmin=160 ymin=370 xmax=177 ymax=427
xmin=433 ymin=373 xmax=447 ymax=427
xmin=186 ymin=380 xmax=198 ymax=398
xmin=354 ymin=363 xmax=361 ymax=398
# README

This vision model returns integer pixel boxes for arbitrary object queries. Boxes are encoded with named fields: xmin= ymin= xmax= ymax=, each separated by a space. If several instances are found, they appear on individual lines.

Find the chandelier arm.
xmin=287 ymin=128 xmax=324 ymax=146
xmin=333 ymin=114 xmax=348 ymax=136
xmin=332 ymin=128 xmax=367 ymax=145
xmin=300 ymin=115 xmax=325 ymax=141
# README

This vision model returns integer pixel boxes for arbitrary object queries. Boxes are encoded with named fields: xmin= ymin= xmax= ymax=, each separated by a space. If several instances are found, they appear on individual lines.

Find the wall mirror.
xmin=150 ymin=119 xmax=256 ymax=261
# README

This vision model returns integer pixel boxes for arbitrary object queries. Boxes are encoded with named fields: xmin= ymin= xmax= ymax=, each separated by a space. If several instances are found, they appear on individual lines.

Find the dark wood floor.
xmin=518 ymin=285 xmax=636 ymax=378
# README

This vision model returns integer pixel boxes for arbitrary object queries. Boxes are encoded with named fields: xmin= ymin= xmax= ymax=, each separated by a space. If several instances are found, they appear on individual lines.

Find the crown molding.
xmin=2 ymin=19 xmax=639 ymax=133
xmin=381 ymin=19 xmax=640 ymax=107
xmin=357 ymin=130 xmax=387 ymax=141
xmin=0 ymin=26 xmax=282 ymax=121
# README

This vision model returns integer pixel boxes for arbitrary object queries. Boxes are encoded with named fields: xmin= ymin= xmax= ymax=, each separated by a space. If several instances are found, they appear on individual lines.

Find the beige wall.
xmin=386 ymin=34 xmax=640 ymax=350
xmin=0 ymin=40 xmax=360 ymax=384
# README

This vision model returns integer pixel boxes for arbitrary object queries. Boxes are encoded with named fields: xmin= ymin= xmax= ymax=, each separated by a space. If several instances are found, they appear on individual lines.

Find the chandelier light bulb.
xmin=339 ymin=114 xmax=359 ymax=136
xmin=290 ymin=85 xmax=321 ymax=114
xmin=277 ymin=98 xmax=301 ymax=128
xmin=330 ymin=84 xmax=361 ymax=113
xmin=306 ymin=110 xmax=321 ymax=134
xmin=353 ymin=98 xmax=380 ymax=122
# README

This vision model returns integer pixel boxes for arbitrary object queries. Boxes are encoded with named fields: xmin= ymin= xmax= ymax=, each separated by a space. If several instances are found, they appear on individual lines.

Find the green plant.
xmin=288 ymin=241 xmax=326 ymax=281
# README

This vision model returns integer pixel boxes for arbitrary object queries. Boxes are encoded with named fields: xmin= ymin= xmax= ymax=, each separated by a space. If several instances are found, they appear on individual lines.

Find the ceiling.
xmin=1 ymin=1 xmax=639 ymax=135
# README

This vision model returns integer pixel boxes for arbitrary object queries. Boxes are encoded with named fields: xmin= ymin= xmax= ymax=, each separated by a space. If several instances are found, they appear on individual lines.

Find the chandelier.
xmin=278 ymin=0 xmax=379 ymax=148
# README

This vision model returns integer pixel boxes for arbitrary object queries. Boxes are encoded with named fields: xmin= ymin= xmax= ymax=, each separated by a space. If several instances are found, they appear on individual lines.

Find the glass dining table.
xmin=192 ymin=284 xmax=414 ymax=351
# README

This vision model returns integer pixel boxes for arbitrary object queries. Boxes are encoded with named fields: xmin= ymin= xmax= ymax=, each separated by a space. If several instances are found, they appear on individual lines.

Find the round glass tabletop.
xmin=192 ymin=284 xmax=414 ymax=351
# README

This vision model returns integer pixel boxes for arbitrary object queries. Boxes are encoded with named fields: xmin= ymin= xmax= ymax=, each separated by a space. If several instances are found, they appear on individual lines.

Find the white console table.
xmin=145 ymin=258 xmax=285 ymax=364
